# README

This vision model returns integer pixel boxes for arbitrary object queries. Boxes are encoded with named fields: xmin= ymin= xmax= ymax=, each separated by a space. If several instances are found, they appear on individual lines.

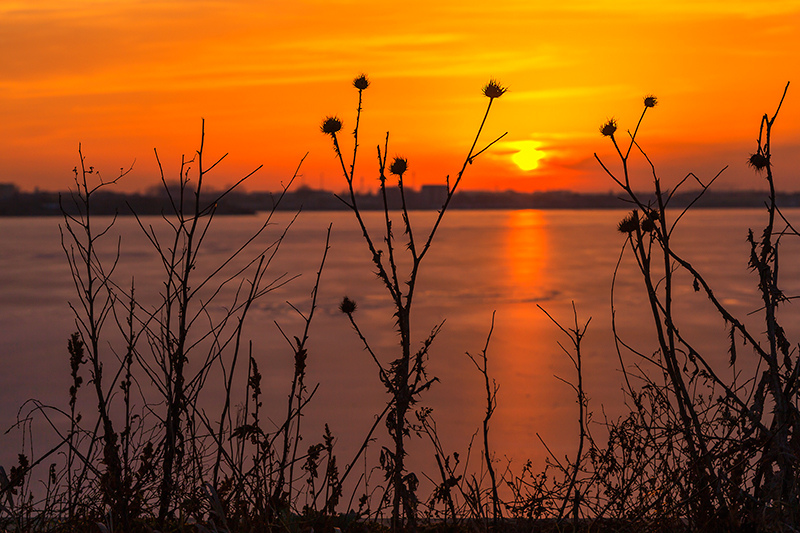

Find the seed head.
xmin=644 ymin=95 xmax=658 ymax=108
xmin=482 ymin=79 xmax=507 ymax=99
xmin=320 ymin=116 xmax=343 ymax=136
xmin=617 ymin=211 xmax=639 ymax=234
xmin=339 ymin=296 xmax=357 ymax=314
xmin=600 ymin=118 xmax=617 ymax=137
xmin=389 ymin=157 xmax=408 ymax=177
xmin=353 ymin=74 xmax=370 ymax=91
xmin=748 ymin=152 xmax=770 ymax=172
xmin=640 ymin=215 xmax=656 ymax=233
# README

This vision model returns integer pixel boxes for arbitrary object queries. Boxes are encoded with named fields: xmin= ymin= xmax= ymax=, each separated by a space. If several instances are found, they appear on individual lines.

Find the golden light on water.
xmin=493 ymin=209 xmax=551 ymax=402
xmin=504 ymin=209 xmax=548 ymax=286
xmin=488 ymin=209 xmax=577 ymax=457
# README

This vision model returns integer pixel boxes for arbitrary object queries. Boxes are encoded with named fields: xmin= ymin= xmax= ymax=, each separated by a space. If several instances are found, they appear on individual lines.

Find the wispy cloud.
xmin=2 ymin=0 xmax=799 ymax=192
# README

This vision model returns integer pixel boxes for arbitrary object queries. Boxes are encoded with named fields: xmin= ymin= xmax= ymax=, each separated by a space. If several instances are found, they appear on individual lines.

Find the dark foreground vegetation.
xmin=1 ymin=77 xmax=797 ymax=533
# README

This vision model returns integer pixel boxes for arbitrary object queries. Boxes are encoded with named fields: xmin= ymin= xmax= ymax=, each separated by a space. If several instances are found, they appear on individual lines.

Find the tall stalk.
xmin=323 ymin=75 xmax=506 ymax=531
xmin=60 ymin=149 xmax=131 ymax=528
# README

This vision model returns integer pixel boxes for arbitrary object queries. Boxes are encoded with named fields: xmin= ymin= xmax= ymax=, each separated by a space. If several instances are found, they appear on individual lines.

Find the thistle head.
xmin=339 ymin=296 xmax=357 ymax=314
xmin=353 ymin=74 xmax=370 ymax=91
xmin=482 ymin=79 xmax=507 ymax=99
xmin=640 ymin=215 xmax=656 ymax=233
xmin=644 ymin=94 xmax=658 ymax=108
xmin=748 ymin=152 xmax=770 ymax=172
xmin=600 ymin=118 xmax=617 ymax=137
xmin=389 ymin=157 xmax=408 ymax=177
xmin=617 ymin=210 xmax=639 ymax=234
xmin=320 ymin=116 xmax=343 ymax=136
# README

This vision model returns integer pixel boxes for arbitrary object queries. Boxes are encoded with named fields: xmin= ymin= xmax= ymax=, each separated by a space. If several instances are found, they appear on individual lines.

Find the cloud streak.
xmin=1 ymin=0 xmax=799 ymax=192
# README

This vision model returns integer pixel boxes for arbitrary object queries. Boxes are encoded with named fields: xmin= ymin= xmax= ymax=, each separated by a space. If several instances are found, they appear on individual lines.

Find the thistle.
xmin=389 ymin=157 xmax=408 ymax=177
xmin=353 ymin=74 xmax=370 ymax=91
xmin=641 ymin=215 xmax=656 ymax=233
xmin=617 ymin=211 xmax=639 ymax=234
xmin=600 ymin=118 xmax=617 ymax=137
xmin=482 ymin=79 xmax=507 ymax=99
xmin=748 ymin=151 xmax=770 ymax=172
xmin=321 ymin=116 xmax=343 ymax=136
xmin=339 ymin=296 xmax=357 ymax=314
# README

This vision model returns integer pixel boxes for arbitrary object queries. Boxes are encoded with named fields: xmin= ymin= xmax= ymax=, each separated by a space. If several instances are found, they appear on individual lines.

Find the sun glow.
xmin=2 ymin=0 xmax=800 ymax=192
xmin=509 ymin=140 xmax=546 ymax=171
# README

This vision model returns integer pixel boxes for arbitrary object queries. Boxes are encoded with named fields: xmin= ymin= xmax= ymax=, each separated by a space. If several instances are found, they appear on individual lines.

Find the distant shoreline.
xmin=2 ymin=184 xmax=798 ymax=216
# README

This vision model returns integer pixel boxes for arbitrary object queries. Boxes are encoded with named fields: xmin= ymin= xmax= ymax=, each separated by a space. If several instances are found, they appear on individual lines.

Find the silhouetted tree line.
xmin=3 ymin=181 xmax=799 ymax=216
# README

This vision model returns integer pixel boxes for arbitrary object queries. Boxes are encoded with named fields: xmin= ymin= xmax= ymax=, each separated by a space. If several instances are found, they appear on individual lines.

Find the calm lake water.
xmin=2 ymin=208 xmax=800 ymax=483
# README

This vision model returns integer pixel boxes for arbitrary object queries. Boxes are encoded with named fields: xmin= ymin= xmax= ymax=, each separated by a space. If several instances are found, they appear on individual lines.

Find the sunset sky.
xmin=1 ymin=0 xmax=799 ymax=193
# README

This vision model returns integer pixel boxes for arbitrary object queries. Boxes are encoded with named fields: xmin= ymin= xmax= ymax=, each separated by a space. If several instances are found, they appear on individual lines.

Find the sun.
xmin=510 ymin=141 xmax=546 ymax=171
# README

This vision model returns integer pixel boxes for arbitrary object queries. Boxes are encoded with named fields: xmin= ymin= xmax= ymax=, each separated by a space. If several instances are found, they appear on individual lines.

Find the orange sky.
xmin=1 ymin=0 xmax=799 ymax=193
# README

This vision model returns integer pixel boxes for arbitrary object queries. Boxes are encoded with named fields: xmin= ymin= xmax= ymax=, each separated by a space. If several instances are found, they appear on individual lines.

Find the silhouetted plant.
xmin=0 ymin=123 xmax=350 ymax=532
xmin=324 ymin=75 xmax=507 ymax=532
xmin=538 ymin=304 xmax=589 ymax=529
xmin=466 ymin=311 xmax=501 ymax=528
xmin=60 ymin=149 xmax=133 ymax=529
xmin=593 ymin=83 xmax=797 ymax=531
xmin=413 ymin=407 xmax=462 ymax=524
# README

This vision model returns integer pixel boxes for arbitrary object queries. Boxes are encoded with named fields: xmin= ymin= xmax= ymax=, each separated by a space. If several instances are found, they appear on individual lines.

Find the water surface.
xmin=2 ymin=208 xmax=798 ymax=482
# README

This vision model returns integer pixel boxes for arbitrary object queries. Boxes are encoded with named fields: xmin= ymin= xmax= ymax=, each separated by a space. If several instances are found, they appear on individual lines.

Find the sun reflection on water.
xmin=504 ymin=209 xmax=547 ymax=292
xmin=479 ymin=210 xmax=582 ymax=463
